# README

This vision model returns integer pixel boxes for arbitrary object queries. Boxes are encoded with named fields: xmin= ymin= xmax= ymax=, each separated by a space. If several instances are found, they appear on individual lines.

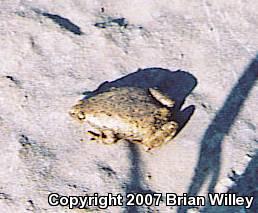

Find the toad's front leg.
xmin=87 ymin=129 xmax=118 ymax=144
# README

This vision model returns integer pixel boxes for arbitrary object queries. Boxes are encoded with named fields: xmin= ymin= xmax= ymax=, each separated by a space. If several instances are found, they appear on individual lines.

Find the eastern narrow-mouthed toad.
xmin=70 ymin=87 xmax=178 ymax=150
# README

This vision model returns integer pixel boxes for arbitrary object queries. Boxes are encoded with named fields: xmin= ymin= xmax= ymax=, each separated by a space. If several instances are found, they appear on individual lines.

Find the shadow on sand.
xmin=227 ymin=150 xmax=258 ymax=212
xmin=178 ymin=56 xmax=258 ymax=213
xmin=202 ymin=150 xmax=258 ymax=212
xmin=82 ymin=67 xmax=197 ymax=212
xmin=84 ymin=67 xmax=197 ymax=133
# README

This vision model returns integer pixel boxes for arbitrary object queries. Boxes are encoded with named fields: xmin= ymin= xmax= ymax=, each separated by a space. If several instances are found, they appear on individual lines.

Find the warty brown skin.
xmin=70 ymin=87 xmax=178 ymax=150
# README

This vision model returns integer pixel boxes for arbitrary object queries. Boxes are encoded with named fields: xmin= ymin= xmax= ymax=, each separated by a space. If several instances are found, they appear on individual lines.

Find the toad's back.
xmin=79 ymin=87 xmax=171 ymax=131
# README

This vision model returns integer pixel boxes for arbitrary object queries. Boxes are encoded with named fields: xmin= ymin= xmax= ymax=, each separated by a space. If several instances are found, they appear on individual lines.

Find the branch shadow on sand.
xmin=202 ymin=150 xmax=258 ymax=212
xmin=83 ymin=67 xmax=197 ymax=212
xmin=178 ymin=56 xmax=258 ymax=213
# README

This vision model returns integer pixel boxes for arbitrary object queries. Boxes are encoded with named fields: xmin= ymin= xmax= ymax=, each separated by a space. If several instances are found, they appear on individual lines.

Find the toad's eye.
xmin=77 ymin=111 xmax=85 ymax=120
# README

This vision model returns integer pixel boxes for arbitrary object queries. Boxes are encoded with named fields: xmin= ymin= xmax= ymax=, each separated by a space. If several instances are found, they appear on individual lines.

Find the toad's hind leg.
xmin=143 ymin=121 xmax=178 ymax=150
xmin=149 ymin=88 xmax=175 ymax=108
xmin=87 ymin=129 xmax=118 ymax=144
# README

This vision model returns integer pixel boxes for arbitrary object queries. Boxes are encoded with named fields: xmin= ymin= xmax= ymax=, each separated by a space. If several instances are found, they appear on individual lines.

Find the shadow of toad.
xmin=83 ymin=67 xmax=197 ymax=132
xmin=81 ymin=67 xmax=197 ymax=212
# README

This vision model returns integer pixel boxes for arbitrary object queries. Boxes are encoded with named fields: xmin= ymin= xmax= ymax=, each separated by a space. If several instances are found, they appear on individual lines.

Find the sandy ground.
xmin=0 ymin=0 xmax=257 ymax=212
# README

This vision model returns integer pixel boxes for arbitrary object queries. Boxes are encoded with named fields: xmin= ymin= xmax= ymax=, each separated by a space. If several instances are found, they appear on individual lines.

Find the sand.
xmin=0 ymin=0 xmax=257 ymax=212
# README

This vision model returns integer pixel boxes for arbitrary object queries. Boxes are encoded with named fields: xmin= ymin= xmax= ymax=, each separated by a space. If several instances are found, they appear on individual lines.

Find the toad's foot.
xmin=86 ymin=129 xmax=118 ymax=144
xmin=149 ymin=88 xmax=175 ymax=108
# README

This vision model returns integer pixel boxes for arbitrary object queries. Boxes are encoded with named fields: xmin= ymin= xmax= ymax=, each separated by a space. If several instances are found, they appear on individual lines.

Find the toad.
xmin=69 ymin=87 xmax=178 ymax=150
